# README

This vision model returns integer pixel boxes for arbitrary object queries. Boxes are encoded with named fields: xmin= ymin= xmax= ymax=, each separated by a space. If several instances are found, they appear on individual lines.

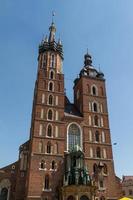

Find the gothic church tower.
xmin=26 ymin=21 xmax=65 ymax=200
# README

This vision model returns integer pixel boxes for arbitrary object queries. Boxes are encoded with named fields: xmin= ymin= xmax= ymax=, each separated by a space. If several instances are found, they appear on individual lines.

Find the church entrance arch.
xmin=0 ymin=179 xmax=11 ymax=200
xmin=80 ymin=195 xmax=89 ymax=200
xmin=67 ymin=195 xmax=75 ymax=200
xmin=0 ymin=187 xmax=8 ymax=200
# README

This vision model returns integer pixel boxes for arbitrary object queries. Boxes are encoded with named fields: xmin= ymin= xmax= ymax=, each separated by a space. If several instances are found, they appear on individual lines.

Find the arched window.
xmin=40 ymin=160 xmax=45 ymax=169
xmin=48 ymin=95 xmax=53 ymax=105
xmin=49 ymin=70 xmax=54 ymax=79
xmin=96 ymin=147 xmax=101 ymax=158
xmin=51 ymin=160 xmax=56 ymax=170
xmin=47 ymin=109 xmax=53 ymax=120
xmin=68 ymin=123 xmax=81 ymax=151
xmin=95 ymin=131 xmax=100 ymax=142
xmin=91 ymin=85 xmax=98 ymax=96
xmin=48 ymin=82 xmax=54 ymax=91
xmin=80 ymin=195 xmax=89 ymax=200
xmin=47 ymin=142 xmax=51 ymax=154
xmin=94 ymin=115 xmax=99 ymax=126
xmin=103 ymin=163 xmax=108 ymax=174
xmin=93 ymin=102 xmax=98 ymax=112
xmin=51 ymin=54 xmax=55 ymax=68
xmin=45 ymin=175 xmax=49 ymax=189
xmin=0 ymin=188 xmax=8 ymax=200
xmin=47 ymin=124 xmax=52 ymax=137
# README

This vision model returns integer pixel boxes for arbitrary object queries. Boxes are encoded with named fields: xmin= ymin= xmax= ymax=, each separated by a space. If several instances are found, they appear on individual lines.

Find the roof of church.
xmin=64 ymin=101 xmax=83 ymax=118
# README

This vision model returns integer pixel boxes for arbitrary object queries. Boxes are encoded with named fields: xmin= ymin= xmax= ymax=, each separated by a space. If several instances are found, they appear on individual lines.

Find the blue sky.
xmin=0 ymin=0 xmax=133 ymax=178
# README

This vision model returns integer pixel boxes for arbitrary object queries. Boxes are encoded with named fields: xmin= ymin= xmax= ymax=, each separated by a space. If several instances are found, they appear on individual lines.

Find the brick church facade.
xmin=0 ymin=20 xmax=122 ymax=200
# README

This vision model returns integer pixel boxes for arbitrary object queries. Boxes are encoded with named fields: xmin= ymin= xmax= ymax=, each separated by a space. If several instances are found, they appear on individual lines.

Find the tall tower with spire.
xmin=26 ymin=20 xmax=65 ymax=199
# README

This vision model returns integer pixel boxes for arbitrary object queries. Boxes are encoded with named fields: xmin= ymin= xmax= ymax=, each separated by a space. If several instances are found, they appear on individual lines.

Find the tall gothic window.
xmin=51 ymin=54 xmax=55 ymax=68
xmin=45 ymin=175 xmax=49 ymax=189
xmin=103 ymin=163 xmax=108 ymax=174
xmin=49 ymin=70 xmax=54 ymax=79
xmin=93 ymin=102 xmax=98 ymax=112
xmin=47 ymin=142 xmax=51 ymax=154
xmin=48 ymin=95 xmax=53 ymax=105
xmin=96 ymin=147 xmax=101 ymax=158
xmin=48 ymin=82 xmax=54 ymax=91
xmin=47 ymin=124 xmax=52 ymax=137
xmin=47 ymin=109 xmax=53 ymax=120
xmin=68 ymin=124 xmax=81 ymax=151
xmin=51 ymin=160 xmax=56 ymax=170
xmin=40 ymin=160 xmax=45 ymax=169
xmin=94 ymin=115 xmax=99 ymax=126
xmin=95 ymin=131 xmax=100 ymax=142
xmin=91 ymin=85 xmax=98 ymax=96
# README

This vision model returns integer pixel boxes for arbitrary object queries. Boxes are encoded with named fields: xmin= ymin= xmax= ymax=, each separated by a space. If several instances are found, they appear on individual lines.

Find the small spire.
xmin=45 ymin=35 xmax=48 ymax=42
xmin=48 ymin=12 xmax=56 ymax=42
xmin=58 ymin=37 xmax=62 ymax=45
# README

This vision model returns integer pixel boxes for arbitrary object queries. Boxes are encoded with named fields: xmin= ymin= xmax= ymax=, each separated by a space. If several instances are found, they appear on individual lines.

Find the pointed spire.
xmin=48 ymin=12 xmax=56 ymax=42
xmin=45 ymin=35 xmax=48 ymax=42
xmin=58 ymin=37 xmax=62 ymax=45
